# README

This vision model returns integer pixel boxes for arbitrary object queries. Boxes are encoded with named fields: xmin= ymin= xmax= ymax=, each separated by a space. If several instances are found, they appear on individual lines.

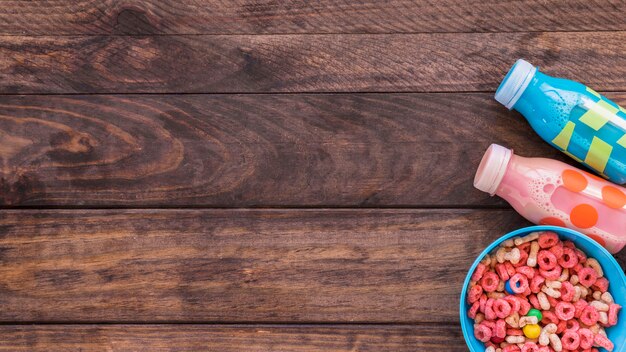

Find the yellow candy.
xmin=523 ymin=324 xmax=541 ymax=339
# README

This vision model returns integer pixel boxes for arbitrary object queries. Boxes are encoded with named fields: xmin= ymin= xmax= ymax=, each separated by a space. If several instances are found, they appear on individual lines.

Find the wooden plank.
xmin=0 ymin=209 xmax=539 ymax=323
xmin=1 ymin=1 xmax=625 ymax=35
xmin=0 ymin=93 xmax=582 ymax=207
xmin=0 ymin=324 xmax=466 ymax=351
xmin=2 ymin=32 xmax=626 ymax=94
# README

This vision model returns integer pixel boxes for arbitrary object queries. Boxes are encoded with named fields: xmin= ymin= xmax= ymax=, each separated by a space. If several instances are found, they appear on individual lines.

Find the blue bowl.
xmin=460 ymin=226 xmax=626 ymax=352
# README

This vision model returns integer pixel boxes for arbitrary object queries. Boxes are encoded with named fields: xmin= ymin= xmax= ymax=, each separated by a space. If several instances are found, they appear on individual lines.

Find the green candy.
xmin=526 ymin=308 xmax=543 ymax=321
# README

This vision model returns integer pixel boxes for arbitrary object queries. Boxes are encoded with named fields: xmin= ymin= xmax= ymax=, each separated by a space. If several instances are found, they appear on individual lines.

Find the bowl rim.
xmin=459 ymin=225 xmax=626 ymax=351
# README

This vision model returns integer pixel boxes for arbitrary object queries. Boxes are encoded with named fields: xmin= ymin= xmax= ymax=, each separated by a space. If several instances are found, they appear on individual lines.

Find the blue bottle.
xmin=495 ymin=59 xmax=626 ymax=184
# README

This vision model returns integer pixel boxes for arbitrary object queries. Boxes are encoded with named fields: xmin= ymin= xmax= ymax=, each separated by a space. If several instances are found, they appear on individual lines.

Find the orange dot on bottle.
xmin=602 ymin=186 xmax=626 ymax=209
xmin=586 ymin=233 xmax=606 ymax=247
xmin=570 ymin=204 xmax=598 ymax=229
xmin=562 ymin=170 xmax=588 ymax=193
xmin=539 ymin=217 xmax=566 ymax=227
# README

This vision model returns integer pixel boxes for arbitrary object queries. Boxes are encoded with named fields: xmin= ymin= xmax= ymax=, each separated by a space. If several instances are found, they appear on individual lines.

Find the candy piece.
xmin=481 ymin=271 xmax=500 ymax=292
xmin=509 ymin=274 xmax=529 ymax=294
xmin=527 ymin=241 xmax=540 ymax=267
xmin=472 ymin=263 xmax=488 ymax=281
xmin=541 ymin=311 xmax=559 ymax=325
xmin=593 ymin=334 xmax=614 ymax=352
xmin=496 ymin=247 xmax=507 ymax=264
xmin=495 ymin=319 xmax=506 ymax=338
xmin=504 ymin=280 xmax=514 ymax=295
xmin=585 ymin=258 xmax=603 ymax=277
xmin=549 ymin=333 xmax=562 ymax=352
xmin=577 ymin=328 xmax=593 ymax=349
xmin=555 ymin=301 xmax=575 ymax=321
xmin=608 ymin=303 xmax=621 ymax=326
xmin=572 ymin=263 xmax=583 ymax=274
xmin=577 ymin=267 xmax=597 ymax=287
xmin=537 ymin=250 xmax=557 ymax=270
xmin=565 ymin=319 xmax=579 ymax=332
xmin=539 ymin=266 xmax=562 ymax=280
xmin=558 ymin=247 xmax=578 ymax=268
xmin=538 ymin=232 xmax=559 ymax=248
xmin=474 ymin=324 xmax=492 ymax=342
xmin=559 ymin=281 xmax=574 ymax=302
xmin=490 ymin=335 xmax=504 ymax=344
xmin=468 ymin=301 xmax=480 ymax=318
xmin=496 ymin=263 xmax=510 ymax=281
xmin=468 ymin=284 xmax=483 ymax=303
xmin=493 ymin=299 xmax=512 ymax=319
xmin=580 ymin=305 xmax=599 ymax=325
xmin=561 ymin=330 xmax=580 ymax=350
xmin=537 ymin=292 xmax=550 ymax=311
xmin=592 ymin=277 xmax=609 ymax=292
xmin=526 ymin=308 xmax=542 ymax=322
xmin=520 ymin=342 xmax=539 ymax=352
xmin=522 ymin=323 xmax=541 ymax=339
xmin=530 ymin=275 xmax=545 ymax=294
xmin=481 ymin=320 xmax=495 ymax=330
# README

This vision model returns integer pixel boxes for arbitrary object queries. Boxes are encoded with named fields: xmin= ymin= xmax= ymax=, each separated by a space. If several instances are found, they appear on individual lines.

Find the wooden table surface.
xmin=1 ymin=1 xmax=626 ymax=350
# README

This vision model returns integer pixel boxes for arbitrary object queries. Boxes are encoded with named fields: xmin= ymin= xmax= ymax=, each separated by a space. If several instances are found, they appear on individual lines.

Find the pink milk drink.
xmin=474 ymin=144 xmax=626 ymax=253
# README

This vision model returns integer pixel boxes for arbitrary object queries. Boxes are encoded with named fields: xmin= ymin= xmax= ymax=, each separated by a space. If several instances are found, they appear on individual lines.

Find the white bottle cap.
xmin=474 ymin=144 xmax=513 ymax=195
xmin=495 ymin=59 xmax=537 ymax=109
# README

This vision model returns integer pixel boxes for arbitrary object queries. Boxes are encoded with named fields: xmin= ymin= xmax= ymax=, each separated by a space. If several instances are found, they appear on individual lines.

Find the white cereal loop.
xmin=570 ymin=274 xmax=579 ymax=285
xmin=546 ymin=280 xmax=562 ymax=289
xmin=496 ymin=247 xmax=507 ymax=264
xmin=601 ymin=291 xmax=614 ymax=304
xmin=541 ymin=285 xmax=561 ymax=298
xmin=505 ymin=312 xmax=519 ymax=328
xmin=592 ymin=290 xmax=602 ymax=300
xmin=589 ymin=324 xmax=600 ymax=333
xmin=573 ymin=286 xmax=582 ymax=302
xmin=599 ymin=311 xmax=608 ymax=325
xmin=485 ymin=347 xmax=496 ymax=352
xmin=481 ymin=254 xmax=492 ymax=266
xmin=475 ymin=313 xmax=485 ymax=324
xmin=527 ymin=241 xmax=539 ymax=267
xmin=504 ymin=247 xmax=521 ymax=265
xmin=505 ymin=336 xmax=525 ymax=344
xmin=549 ymin=333 xmax=562 ymax=352
xmin=590 ymin=300 xmax=609 ymax=312
xmin=497 ymin=280 xmax=505 ymax=292
xmin=537 ymin=291 xmax=551 ymax=310
xmin=518 ymin=316 xmax=538 ymax=327
xmin=558 ymin=268 xmax=569 ymax=282
xmin=502 ymin=238 xmax=515 ymax=248
xmin=514 ymin=232 xmax=539 ymax=246
xmin=586 ymin=258 xmax=603 ymax=277
xmin=539 ymin=323 xmax=555 ymax=346
xmin=599 ymin=327 xmax=607 ymax=337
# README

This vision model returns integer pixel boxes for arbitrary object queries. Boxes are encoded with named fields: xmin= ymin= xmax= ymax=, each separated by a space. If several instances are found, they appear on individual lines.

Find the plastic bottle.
xmin=474 ymin=143 xmax=626 ymax=253
xmin=495 ymin=59 xmax=626 ymax=184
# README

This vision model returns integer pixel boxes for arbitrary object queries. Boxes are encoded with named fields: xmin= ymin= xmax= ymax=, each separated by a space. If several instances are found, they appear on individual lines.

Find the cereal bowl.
xmin=460 ymin=225 xmax=626 ymax=351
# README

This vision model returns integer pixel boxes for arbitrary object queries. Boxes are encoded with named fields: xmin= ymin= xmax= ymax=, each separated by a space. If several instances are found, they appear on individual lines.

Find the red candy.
xmin=577 ymin=267 xmax=597 ymax=287
xmin=555 ymin=301 xmax=575 ymax=321
xmin=561 ymin=330 xmax=580 ymax=350
xmin=509 ymin=273 xmax=529 ymax=294
xmin=493 ymin=299 xmax=511 ymax=319
xmin=558 ymin=247 xmax=579 ymax=268
xmin=559 ymin=281 xmax=575 ymax=302
xmin=537 ymin=250 xmax=557 ymax=270
xmin=580 ymin=305 xmax=599 ymax=326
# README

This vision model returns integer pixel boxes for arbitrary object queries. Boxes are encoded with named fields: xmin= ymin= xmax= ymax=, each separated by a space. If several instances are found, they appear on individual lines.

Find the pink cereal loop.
xmin=556 ymin=320 xmax=566 ymax=334
xmin=530 ymin=274 xmax=545 ymax=294
xmin=559 ymin=281 xmax=575 ymax=302
xmin=504 ymin=295 xmax=521 ymax=313
xmin=481 ymin=271 xmax=500 ymax=292
xmin=503 ymin=346 xmax=521 ymax=352
xmin=471 ymin=263 xmax=487 ymax=281
xmin=558 ymin=247 xmax=579 ymax=268
xmin=565 ymin=319 xmax=579 ymax=332
xmin=592 ymin=277 xmax=609 ymax=292
xmin=506 ymin=328 xmax=523 ymax=336
xmin=573 ymin=299 xmax=588 ymax=318
xmin=537 ymin=250 xmax=557 ymax=270
xmin=485 ymin=298 xmax=497 ymax=321
xmin=577 ymin=267 xmax=598 ymax=287
xmin=493 ymin=298 xmax=511 ymax=319
xmin=555 ymin=301 xmax=575 ymax=321
xmin=541 ymin=311 xmax=559 ymax=325
xmin=495 ymin=319 xmax=506 ymax=338
xmin=594 ymin=333 xmax=614 ymax=351
xmin=608 ymin=303 xmax=621 ymax=326
xmin=538 ymin=231 xmax=559 ymax=248
xmin=577 ymin=328 xmax=593 ymax=349
xmin=518 ymin=297 xmax=531 ymax=315
xmin=513 ymin=250 xmax=529 ymax=268
xmin=468 ymin=284 xmax=483 ymax=303
xmin=509 ymin=273 xmax=529 ymax=294
xmin=474 ymin=323 xmax=491 ymax=342
xmin=468 ymin=301 xmax=480 ymax=318
xmin=521 ymin=342 xmax=539 ymax=352
xmin=539 ymin=266 xmax=562 ymax=280
xmin=496 ymin=263 xmax=510 ymax=281
xmin=529 ymin=294 xmax=540 ymax=310
xmin=548 ymin=241 xmax=564 ymax=258
xmin=516 ymin=265 xmax=535 ymax=279
xmin=505 ymin=262 xmax=516 ymax=276
xmin=561 ymin=330 xmax=580 ymax=350
xmin=580 ymin=305 xmax=599 ymax=326
xmin=479 ymin=294 xmax=487 ymax=313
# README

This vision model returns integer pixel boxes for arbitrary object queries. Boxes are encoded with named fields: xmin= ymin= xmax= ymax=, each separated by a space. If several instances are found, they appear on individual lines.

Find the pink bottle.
xmin=474 ymin=144 xmax=626 ymax=253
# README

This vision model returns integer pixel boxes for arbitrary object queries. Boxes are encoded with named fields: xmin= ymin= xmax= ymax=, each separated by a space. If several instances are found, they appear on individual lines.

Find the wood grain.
xmin=0 ymin=325 xmax=465 ymax=351
xmin=0 ymin=209 xmax=538 ymax=323
xmin=1 ymin=1 xmax=625 ymax=35
xmin=0 ymin=93 xmax=584 ymax=207
xmin=3 ymin=32 xmax=626 ymax=94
